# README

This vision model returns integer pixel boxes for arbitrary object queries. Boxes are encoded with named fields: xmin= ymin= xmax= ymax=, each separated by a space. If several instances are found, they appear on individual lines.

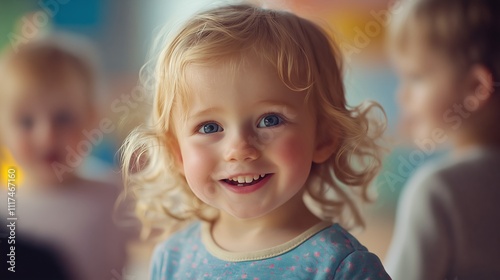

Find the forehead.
xmin=390 ymin=28 xmax=442 ymax=67
xmin=391 ymin=40 xmax=462 ymax=80
xmin=184 ymin=53 xmax=304 ymax=109
xmin=1 ymin=62 xmax=89 ymax=113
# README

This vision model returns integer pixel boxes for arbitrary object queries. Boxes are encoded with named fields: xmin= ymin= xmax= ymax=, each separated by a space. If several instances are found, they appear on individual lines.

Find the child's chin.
xmin=31 ymin=166 xmax=65 ymax=185
xmin=411 ymin=126 xmax=437 ymax=141
xmin=224 ymin=207 xmax=272 ymax=220
xmin=400 ymin=121 xmax=432 ymax=142
xmin=395 ymin=130 xmax=420 ymax=146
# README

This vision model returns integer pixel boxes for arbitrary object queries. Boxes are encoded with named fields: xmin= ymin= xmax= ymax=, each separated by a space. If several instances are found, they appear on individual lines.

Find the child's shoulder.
xmin=150 ymin=222 xmax=203 ymax=278
xmin=306 ymin=222 xmax=380 ymax=260
xmin=297 ymin=223 xmax=389 ymax=278
xmin=435 ymin=147 xmax=500 ymax=183
xmin=322 ymin=223 xmax=368 ymax=251
xmin=405 ymin=147 xmax=500 ymax=200
xmin=152 ymin=222 xmax=202 ymax=256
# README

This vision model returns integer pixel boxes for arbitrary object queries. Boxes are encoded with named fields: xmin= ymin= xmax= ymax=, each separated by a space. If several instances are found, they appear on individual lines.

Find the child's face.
xmin=175 ymin=54 xmax=325 ymax=220
xmin=0 ymin=67 xmax=90 ymax=185
xmin=393 ymin=42 xmax=468 ymax=141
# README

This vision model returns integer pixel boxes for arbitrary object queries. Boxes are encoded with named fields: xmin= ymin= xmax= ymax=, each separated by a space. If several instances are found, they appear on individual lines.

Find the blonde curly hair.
xmin=121 ymin=3 xmax=386 ymax=238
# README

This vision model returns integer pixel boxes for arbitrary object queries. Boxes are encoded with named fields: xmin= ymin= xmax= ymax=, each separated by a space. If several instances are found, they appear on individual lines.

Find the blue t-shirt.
xmin=151 ymin=221 xmax=390 ymax=279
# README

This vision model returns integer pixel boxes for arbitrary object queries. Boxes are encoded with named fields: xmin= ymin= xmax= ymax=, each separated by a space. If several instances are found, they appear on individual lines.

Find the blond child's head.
xmin=389 ymin=0 xmax=500 ymax=146
xmin=122 ymin=3 xmax=386 ymax=236
xmin=0 ymin=35 xmax=98 ymax=186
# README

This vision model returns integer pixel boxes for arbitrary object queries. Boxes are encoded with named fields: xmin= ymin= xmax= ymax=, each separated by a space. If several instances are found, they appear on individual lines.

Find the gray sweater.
xmin=385 ymin=147 xmax=500 ymax=280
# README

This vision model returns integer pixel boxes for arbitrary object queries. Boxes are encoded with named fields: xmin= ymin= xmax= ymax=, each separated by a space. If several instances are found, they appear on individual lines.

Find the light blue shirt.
xmin=151 ymin=221 xmax=390 ymax=279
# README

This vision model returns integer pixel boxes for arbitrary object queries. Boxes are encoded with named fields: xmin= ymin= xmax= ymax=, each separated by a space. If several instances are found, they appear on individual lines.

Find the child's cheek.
xmin=7 ymin=133 xmax=33 ymax=166
xmin=181 ymin=144 xmax=218 ymax=197
xmin=272 ymin=133 xmax=313 ymax=179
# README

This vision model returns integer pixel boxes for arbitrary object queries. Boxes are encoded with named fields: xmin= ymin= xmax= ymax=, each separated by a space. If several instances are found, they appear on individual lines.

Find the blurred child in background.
xmin=0 ymin=35 xmax=128 ymax=280
xmin=122 ymin=4 xmax=390 ymax=279
xmin=385 ymin=0 xmax=500 ymax=279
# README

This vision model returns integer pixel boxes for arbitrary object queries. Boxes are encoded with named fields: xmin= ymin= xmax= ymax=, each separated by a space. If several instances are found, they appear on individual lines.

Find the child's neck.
xmin=452 ymin=127 xmax=500 ymax=156
xmin=211 ymin=192 xmax=322 ymax=253
xmin=452 ymin=105 xmax=500 ymax=155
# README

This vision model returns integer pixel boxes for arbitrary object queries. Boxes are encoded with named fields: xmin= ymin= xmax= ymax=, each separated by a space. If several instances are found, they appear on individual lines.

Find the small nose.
xmin=36 ymin=120 xmax=58 ymax=151
xmin=223 ymin=131 xmax=260 ymax=162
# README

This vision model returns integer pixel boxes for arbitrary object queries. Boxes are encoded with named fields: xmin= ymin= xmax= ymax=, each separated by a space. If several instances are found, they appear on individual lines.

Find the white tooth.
xmin=232 ymin=177 xmax=238 ymax=182
xmin=245 ymin=176 xmax=253 ymax=183
xmin=260 ymin=174 xmax=265 ymax=178
xmin=237 ymin=177 xmax=245 ymax=183
xmin=253 ymin=175 xmax=259 ymax=180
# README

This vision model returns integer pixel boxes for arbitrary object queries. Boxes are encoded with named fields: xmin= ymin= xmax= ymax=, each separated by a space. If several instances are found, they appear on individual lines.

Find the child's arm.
xmin=385 ymin=170 xmax=452 ymax=280
xmin=150 ymin=242 xmax=168 ymax=280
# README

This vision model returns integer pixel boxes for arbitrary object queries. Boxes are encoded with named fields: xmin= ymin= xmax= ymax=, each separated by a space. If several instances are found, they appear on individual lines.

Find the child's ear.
xmin=466 ymin=65 xmax=495 ymax=111
xmin=312 ymin=132 xmax=337 ymax=164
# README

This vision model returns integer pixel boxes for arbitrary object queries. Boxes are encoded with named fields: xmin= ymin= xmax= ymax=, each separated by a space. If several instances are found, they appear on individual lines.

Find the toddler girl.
xmin=122 ymin=3 xmax=389 ymax=279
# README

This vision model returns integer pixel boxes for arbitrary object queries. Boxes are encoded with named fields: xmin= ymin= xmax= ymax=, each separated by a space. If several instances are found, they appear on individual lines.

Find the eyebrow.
xmin=187 ymin=99 xmax=297 ymax=120
xmin=256 ymin=100 xmax=296 ymax=108
xmin=188 ymin=107 xmax=223 ymax=120
xmin=255 ymin=100 xmax=299 ymax=116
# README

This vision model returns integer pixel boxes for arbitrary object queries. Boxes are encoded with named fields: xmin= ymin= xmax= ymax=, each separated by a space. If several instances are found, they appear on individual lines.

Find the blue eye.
xmin=19 ymin=116 xmax=34 ymax=130
xmin=198 ymin=122 xmax=223 ymax=134
xmin=257 ymin=114 xmax=282 ymax=128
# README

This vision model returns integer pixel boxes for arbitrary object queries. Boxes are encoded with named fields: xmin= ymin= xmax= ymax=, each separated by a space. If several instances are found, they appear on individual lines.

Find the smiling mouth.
xmin=222 ymin=174 xmax=271 ymax=187
xmin=43 ymin=153 xmax=60 ymax=163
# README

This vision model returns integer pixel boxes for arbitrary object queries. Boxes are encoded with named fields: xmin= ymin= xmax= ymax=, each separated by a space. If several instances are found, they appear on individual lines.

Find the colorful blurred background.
xmin=0 ymin=0 xmax=441 ymax=278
